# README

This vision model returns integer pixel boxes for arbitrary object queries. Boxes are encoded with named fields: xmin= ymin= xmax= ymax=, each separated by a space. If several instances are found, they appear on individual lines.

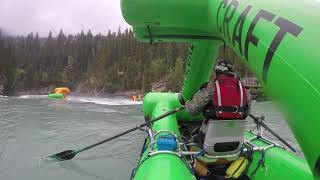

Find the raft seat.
xmin=202 ymin=120 xmax=247 ymax=162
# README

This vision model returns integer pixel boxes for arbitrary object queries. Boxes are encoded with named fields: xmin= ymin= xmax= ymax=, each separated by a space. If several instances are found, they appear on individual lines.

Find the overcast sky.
xmin=0 ymin=0 xmax=130 ymax=37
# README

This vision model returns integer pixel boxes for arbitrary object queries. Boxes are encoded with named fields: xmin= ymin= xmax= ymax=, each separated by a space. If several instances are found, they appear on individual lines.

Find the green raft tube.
xmin=48 ymin=93 xmax=64 ymax=99
xmin=121 ymin=0 xmax=320 ymax=179
xmin=131 ymin=93 xmax=313 ymax=180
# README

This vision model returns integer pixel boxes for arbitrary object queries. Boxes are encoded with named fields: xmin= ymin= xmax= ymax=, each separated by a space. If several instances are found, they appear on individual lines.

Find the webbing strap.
xmin=239 ymin=81 xmax=244 ymax=115
xmin=215 ymin=80 xmax=222 ymax=114
xmin=214 ymin=106 xmax=244 ymax=113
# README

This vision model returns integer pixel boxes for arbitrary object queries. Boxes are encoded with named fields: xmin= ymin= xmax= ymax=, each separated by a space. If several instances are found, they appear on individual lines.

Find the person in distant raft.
xmin=185 ymin=60 xmax=251 ymax=180
xmin=54 ymin=87 xmax=70 ymax=99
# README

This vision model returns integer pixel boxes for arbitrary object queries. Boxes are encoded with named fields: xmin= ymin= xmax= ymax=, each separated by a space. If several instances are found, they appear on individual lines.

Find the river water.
xmin=0 ymin=95 xmax=302 ymax=180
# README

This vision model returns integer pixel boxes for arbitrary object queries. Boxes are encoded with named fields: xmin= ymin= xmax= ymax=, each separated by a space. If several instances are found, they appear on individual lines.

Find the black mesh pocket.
xmin=214 ymin=142 xmax=240 ymax=152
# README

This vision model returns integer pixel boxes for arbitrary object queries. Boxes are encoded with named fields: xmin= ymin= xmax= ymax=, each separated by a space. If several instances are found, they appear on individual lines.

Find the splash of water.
xmin=67 ymin=96 xmax=142 ymax=106
xmin=17 ymin=95 xmax=142 ymax=106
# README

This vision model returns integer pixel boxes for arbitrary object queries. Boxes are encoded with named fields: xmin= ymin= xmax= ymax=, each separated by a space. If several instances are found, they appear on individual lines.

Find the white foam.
xmin=18 ymin=95 xmax=48 ymax=99
xmin=16 ymin=94 xmax=142 ymax=105
xmin=68 ymin=96 xmax=142 ymax=106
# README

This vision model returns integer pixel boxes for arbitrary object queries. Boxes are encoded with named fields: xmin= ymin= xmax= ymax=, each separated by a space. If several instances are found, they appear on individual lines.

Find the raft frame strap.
xmin=203 ymin=151 xmax=241 ymax=160
xmin=145 ymin=25 xmax=222 ymax=43
xmin=144 ymin=34 xmax=222 ymax=40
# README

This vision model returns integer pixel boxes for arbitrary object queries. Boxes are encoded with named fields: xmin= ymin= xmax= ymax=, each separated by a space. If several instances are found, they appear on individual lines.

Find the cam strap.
xmin=214 ymin=106 xmax=244 ymax=113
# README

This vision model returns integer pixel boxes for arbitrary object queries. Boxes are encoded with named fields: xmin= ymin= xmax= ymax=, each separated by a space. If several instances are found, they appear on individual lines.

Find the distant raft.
xmin=48 ymin=87 xmax=70 ymax=99
xmin=48 ymin=93 xmax=65 ymax=99
xmin=131 ymin=95 xmax=143 ymax=101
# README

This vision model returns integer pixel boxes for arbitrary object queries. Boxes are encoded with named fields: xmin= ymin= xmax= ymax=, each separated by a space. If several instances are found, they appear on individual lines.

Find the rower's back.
xmin=202 ymin=61 xmax=249 ymax=159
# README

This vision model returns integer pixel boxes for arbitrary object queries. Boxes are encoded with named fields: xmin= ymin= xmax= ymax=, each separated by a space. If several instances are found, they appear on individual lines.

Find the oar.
xmin=48 ymin=106 xmax=185 ymax=161
xmin=249 ymin=114 xmax=297 ymax=152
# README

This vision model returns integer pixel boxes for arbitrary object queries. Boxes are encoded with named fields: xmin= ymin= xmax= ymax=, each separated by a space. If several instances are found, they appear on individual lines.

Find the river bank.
xmin=10 ymin=81 xmax=169 ymax=98
xmin=14 ymin=89 xmax=143 ymax=99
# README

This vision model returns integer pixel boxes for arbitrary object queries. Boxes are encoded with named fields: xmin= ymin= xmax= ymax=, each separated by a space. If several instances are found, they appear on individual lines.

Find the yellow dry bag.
xmin=226 ymin=156 xmax=249 ymax=179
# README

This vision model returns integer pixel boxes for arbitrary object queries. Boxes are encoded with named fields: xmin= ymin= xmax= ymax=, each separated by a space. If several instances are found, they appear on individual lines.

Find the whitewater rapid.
xmin=17 ymin=95 xmax=142 ymax=105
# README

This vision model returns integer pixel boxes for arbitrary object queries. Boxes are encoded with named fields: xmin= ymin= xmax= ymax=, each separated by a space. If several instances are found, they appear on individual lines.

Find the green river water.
xmin=0 ymin=95 xmax=302 ymax=180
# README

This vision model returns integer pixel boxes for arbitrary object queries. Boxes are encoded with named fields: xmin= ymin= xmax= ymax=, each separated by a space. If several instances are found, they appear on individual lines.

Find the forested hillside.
xmin=0 ymin=28 xmax=249 ymax=96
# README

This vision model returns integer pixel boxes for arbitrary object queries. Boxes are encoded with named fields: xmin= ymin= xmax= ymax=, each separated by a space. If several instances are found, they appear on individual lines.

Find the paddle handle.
xmin=77 ymin=106 xmax=184 ymax=153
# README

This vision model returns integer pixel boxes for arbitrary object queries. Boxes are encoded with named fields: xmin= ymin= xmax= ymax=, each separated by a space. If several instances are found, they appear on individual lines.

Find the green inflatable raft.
xmin=120 ymin=0 xmax=320 ymax=179
xmin=48 ymin=93 xmax=65 ymax=99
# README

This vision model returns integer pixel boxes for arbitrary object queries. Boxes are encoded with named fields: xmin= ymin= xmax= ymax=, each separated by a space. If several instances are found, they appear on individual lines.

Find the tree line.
xmin=0 ymin=28 xmax=251 ymax=96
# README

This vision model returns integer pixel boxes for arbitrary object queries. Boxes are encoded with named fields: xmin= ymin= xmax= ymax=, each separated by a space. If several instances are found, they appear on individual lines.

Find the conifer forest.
xmin=0 ymin=28 xmax=249 ymax=96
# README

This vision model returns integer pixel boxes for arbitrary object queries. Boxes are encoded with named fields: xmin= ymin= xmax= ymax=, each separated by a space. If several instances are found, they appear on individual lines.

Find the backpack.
xmin=212 ymin=75 xmax=248 ymax=119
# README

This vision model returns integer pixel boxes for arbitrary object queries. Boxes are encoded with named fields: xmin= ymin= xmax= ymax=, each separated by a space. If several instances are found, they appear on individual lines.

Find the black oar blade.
xmin=48 ymin=150 xmax=77 ymax=161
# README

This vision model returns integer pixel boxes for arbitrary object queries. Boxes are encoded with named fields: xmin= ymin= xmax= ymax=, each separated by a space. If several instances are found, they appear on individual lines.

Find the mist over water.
xmin=0 ymin=96 xmax=301 ymax=180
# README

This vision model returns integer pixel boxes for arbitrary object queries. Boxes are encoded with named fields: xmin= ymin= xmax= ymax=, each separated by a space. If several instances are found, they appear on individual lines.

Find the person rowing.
xmin=185 ymin=60 xmax=251 ymax=179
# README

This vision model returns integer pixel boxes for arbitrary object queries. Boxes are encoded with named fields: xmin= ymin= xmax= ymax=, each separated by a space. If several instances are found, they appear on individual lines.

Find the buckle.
xmin=232 ymin=106 xmax=239 ymax=113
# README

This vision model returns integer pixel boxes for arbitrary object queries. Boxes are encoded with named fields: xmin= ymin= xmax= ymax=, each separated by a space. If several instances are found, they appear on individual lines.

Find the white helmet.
xmin=215 ymin=60 xmax=235 ymax=75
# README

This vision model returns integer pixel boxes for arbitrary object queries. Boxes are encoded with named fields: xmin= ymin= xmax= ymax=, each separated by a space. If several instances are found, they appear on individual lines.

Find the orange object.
xmin=54 ymin=87 xmax=70 ymax=97
xmin=131 ymin=95 xmax=137 ymax=101
xmin=193 ymin=159 xmax=209 ymax=177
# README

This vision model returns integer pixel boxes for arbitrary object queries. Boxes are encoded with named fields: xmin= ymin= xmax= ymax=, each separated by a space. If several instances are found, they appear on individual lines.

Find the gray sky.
xmin=0 ymin=0 xmax=130 ymax=37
